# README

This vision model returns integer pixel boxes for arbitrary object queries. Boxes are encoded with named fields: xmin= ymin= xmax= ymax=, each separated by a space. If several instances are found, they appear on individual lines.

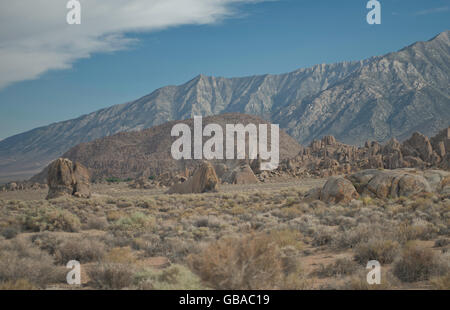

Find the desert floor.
xmin=0 ymin=178 xmax=448 ymax=290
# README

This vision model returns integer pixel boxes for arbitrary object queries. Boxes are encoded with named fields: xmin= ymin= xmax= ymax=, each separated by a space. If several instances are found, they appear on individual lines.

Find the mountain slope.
xmin=1 ymin=31 xmax=449 ymax=182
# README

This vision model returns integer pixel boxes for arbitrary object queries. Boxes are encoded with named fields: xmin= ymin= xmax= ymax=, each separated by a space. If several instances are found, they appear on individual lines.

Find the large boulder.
xmin=348 ymin=169 xmax=432 ymax=199
xmin=46 ymin=158 xmax=91 ymax=199
xmin=401 ymin=132 xmax=434 ymax=162
xmin=72 ymin=162 xmax=91 ymax=198
xmin=220 ymin=162 xmax=259 ymax=185
xmin=319 ymin=176 xmax=359 ymax=204
xmin=382 ymin=138 xmax=405 ymax=169
xmin=230 ymin=164 xmax=259 ymax=185
xmin=167 ymin=162 xmax=219 ymax=194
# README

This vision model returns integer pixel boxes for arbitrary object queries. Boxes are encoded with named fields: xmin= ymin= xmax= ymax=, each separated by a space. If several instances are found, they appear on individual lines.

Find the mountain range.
xmin=0 ymin=30 xmax=449 ymax=183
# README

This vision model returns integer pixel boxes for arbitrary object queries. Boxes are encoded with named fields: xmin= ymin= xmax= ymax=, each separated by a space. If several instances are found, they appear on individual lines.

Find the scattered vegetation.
xmin=0 ymin=180 xmax=449 ymax=289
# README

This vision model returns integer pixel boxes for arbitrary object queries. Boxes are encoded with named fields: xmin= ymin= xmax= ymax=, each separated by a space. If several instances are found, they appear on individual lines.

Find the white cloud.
xmin=414 ymin=6 xmax=449 ymax=16
xmin=0 ymin=0 xmax=262 ymax=89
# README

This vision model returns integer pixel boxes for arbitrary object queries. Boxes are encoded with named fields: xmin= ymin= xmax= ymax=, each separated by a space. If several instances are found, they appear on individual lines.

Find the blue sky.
xmin=0 ymin=0 xmax=449 ymax=141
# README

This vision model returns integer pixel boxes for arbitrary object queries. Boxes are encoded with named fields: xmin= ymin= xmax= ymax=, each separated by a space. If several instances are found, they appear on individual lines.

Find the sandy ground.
xmin=0 ymin=178 xmax=326 ymax=201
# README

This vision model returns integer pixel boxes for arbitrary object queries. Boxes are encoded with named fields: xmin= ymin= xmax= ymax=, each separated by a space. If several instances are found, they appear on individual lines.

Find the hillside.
xmin=30 ymin=114 xmax=302 ymax=182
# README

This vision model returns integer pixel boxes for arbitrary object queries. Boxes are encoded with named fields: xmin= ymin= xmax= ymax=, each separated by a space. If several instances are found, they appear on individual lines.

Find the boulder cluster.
xmin=276 ymin=127 xmax=450 ymax=178
xmin=310 ymin=169 xmax=450 ymax=204
xmin=0 ymin=181 xmax=47 ymax=192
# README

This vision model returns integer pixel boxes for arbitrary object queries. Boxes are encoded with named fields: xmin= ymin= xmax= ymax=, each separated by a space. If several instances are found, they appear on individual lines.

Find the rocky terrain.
xmin=1 ymin=31 xmax=449 ymax=182
xmin=1 ymin=125 xmax=448 ymax=194
xmin=270 ymin=127 xmax=450 ymax=180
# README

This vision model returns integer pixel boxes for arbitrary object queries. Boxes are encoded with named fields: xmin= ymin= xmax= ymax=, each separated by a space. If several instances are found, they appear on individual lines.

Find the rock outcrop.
xmin=46 ymin=158 xmax=91 ymax=199
xmin=312 ymin=169 xmax=449 ymax=203
xmin=348 ymin=169 xmax=432 ymax=199
xmin=319 ymin=177 xmax=359 ymax=203
xmin=167 ymin=162 xmax=219 ymax=194
xmin=221 ymin=162 xmax=259 ymax=185
xmin=272 ymin=127 xmax=450 ymax=181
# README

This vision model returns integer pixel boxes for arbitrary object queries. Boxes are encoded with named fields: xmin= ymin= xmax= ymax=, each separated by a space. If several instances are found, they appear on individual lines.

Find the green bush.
xmin=105 ymin=177 xmax=121 ymax=183
xmin=109 ymin=212 xmax=155 ymax=237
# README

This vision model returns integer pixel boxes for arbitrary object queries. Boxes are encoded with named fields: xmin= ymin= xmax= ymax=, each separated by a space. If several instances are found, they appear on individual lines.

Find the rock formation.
xmin=272 ymin=127 xmax=450 ymax=180
xmin=221 ymin=162 xmax=259 ymax=185
xmin=319 ymin=177 xmax=359 ymax=203
xmin=46 ymin=158 xmax=91 ymax=199
xmin=312 ymin=169 xmax=449 ymax=203
xmin=348 ymin=169 xmax=432 ymax=199
xmin=167 ymin=162 xmax=219 ymax=194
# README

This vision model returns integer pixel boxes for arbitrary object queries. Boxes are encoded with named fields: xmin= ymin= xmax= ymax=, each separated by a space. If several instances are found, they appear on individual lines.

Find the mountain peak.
xmin=431 ymin=30 xmax=450 ymax=43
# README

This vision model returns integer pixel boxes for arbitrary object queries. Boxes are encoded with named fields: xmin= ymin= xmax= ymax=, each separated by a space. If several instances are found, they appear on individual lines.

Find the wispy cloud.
xmin=414 ymin=6 xmax=449 ymax=16
xmin=0 ymin=0 xmax=265 ymax=90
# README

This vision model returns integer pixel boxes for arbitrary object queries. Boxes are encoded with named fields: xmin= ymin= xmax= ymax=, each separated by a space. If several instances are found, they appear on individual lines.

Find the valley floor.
xmin=0 ymin=178 xmax=448 ymax=290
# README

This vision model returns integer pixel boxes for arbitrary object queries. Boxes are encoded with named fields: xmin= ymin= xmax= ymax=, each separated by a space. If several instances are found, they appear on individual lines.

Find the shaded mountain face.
xmin=30 ymin=114 xmax=302 ymax=182
xmin=1 ymin=31 xmax=449 ymax=182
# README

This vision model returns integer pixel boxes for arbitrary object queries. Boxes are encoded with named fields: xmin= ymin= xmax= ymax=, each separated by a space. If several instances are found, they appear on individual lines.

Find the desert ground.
xmin=0 ymin=176 xmax=448 ymax=290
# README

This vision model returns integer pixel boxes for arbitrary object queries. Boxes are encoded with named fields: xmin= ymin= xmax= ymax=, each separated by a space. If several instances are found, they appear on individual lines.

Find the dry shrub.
xmin=269 ymin=229 xmax=304 ymax=250
xmin=105 ymin=247 xmax=136 ymax=264
xmin=106 ymin=210 xmax=126 ymax=222
xmin=354 ymin=239 xmax=400 ymax=264
xmin=393 ymin=243 xmax=448 ymax=282
xmin=109 ymin=212 xmax=155 ymax=238
xmin=55 ymin=237 xmax=106 ymax=264
xmin=21 ymin=208 xmax=81 ymax=232
xmin=187 ymin=233 xmax=285 ymax=289
xmin=313 ymin=258 xmax=360 ymax=278
xmin=134 ymin=264 xmax=207 ymax=290
xmin=31 ymin=232 xmax=60 ymax=255
xmin=1 ymin=226 xmax=20 ymax=239
xmin=86 ymin=216 xmax=108 ymax=230
xmin=0 ymin=279 xmax=36 ymax=290
xmin=0 ymin=238 xmax=64 ymax=288
xmin=434 ymin=238 xmax=449 ymax=248
xmin=394 ymin=221 xmax=438 ymax=243
xmin=430 ymin=274 xmax=450 ymax=290
xmin=340 ymin=269 xmax=398 ymax=290
xmin=311 ymin=226 xmax=334 ymax=246
xmin=88 ymin=263 xmax=135 ymax=289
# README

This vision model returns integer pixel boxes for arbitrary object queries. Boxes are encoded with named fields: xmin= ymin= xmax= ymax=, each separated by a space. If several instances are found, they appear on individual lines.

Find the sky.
xmin=0 ymin=0 xmax=449 ymax=141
